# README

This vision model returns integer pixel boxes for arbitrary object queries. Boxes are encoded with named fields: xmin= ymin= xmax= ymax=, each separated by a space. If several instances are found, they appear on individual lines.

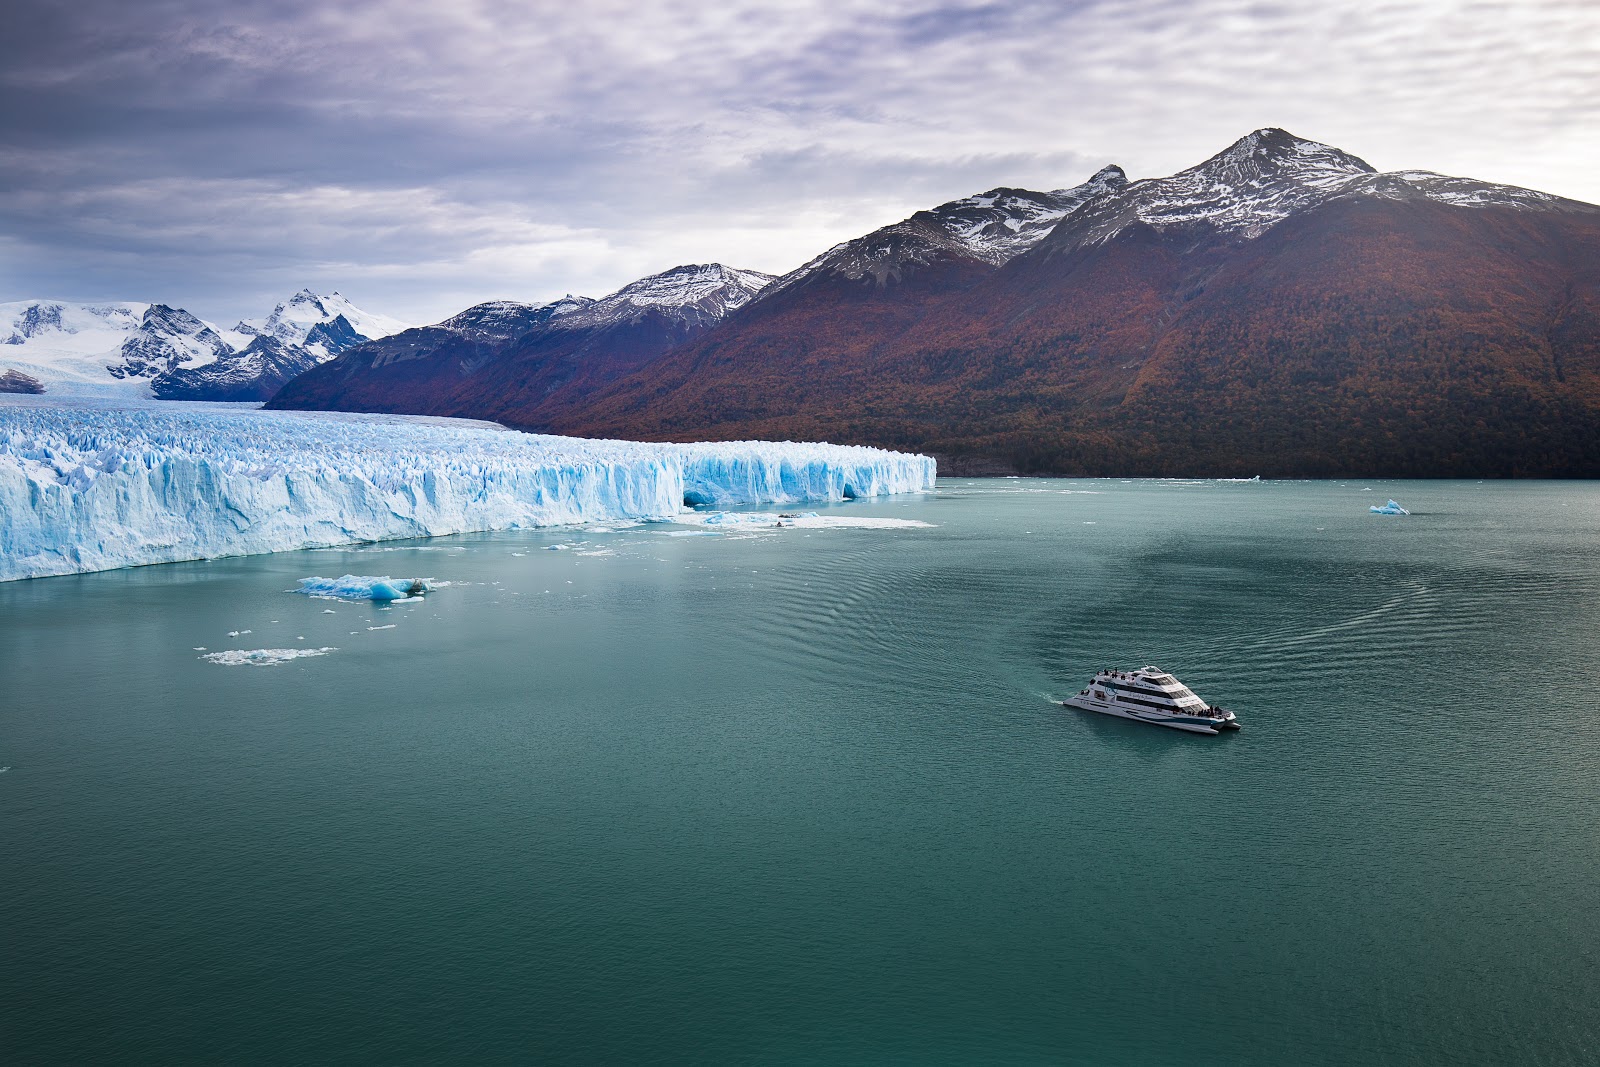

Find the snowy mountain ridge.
xmin=554 ymin=264 xmax=775 ymax=332
xmin=0 ymin=291 xmax=411 ymax=399
xmin=236 ymin=289 xmax=412 ymax=356
xmin=1038 ymin=128 xmax=1575 ymax=253
xmin=268 ymin=267 xmax=778 ymax=418
xmin=760 ymin=167 xmax=1128 ymax=299
xmin=434 ymin=296 xmax=596 ymax=341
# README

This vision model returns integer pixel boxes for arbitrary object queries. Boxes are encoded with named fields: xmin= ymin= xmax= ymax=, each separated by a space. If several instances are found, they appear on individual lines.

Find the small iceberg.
xmin=1370 ymin=499 xmax=1410 ymax=516
xmin=202 ymin=647 xmax=337 ymax=667
xmin=298 ymin=575 xmax=430 ymax=601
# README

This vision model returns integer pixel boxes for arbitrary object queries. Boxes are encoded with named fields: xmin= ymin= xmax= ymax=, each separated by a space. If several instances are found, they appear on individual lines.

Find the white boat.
xmin=1061 ymin=666 xmax=1241 ymax=735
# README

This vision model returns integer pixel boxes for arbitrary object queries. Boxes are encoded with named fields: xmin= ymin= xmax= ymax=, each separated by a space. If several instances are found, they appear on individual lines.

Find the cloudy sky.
xmin=4 ymin=0 xmax=1597 ymax=324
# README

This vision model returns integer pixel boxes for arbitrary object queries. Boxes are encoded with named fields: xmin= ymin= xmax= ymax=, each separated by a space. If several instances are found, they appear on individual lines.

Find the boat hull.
xmin=1061 ymin=695 xmax=1234 ymax=735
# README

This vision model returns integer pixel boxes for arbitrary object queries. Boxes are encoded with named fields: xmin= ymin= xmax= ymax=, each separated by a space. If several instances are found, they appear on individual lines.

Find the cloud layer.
xmin=4 ymin=0 xmax=1597 ymax=323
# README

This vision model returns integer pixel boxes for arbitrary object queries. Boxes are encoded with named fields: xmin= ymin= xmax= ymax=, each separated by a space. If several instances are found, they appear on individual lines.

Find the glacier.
xmin=0 ymin=398 xmax=936 ymax=582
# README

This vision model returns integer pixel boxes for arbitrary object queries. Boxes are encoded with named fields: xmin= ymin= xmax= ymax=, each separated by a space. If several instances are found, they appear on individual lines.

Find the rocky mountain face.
xmin=0 ymin=291 xmax=409 ymax=400
xmin=268 ymin=265 xmax=774 ymax=422
xmin=759 ymin=165 xmax=1127 ymax=301
xmin=0 ymin=369 xmax=44 ymax=394
xmin=109 ymin=305 xmax=235 ymax=381
xmin=151 ymin=290 xmax=411 ymax=401
xmin=535 ymin=130 xmax=1600 ymax=477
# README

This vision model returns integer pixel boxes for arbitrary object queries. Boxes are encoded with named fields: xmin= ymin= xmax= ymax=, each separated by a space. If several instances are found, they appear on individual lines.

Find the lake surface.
xmin=4 ymin=478 xmax=1598 ymax=1064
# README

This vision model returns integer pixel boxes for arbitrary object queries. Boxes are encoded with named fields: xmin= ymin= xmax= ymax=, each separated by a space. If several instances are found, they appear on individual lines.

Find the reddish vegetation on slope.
xmin=542 ymin=198 xmax=1600 ymax=476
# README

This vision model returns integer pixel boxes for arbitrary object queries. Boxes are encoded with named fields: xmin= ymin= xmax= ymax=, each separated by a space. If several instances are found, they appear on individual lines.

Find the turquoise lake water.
xmin=3 ymin=478 xmax=1598 ymax=1063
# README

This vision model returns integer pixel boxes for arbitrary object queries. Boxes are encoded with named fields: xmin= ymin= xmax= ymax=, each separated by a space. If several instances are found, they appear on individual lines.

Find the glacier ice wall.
xmin=0 ymin=399 xmax=936 ymax=582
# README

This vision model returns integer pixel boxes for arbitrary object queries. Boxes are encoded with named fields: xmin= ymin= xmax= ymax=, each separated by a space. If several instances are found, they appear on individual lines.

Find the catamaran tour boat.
xmin=1062 ymin=667 xmax=1241 ymax=735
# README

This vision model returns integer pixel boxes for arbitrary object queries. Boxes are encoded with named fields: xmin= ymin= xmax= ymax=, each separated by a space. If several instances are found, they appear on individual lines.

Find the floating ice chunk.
xmin=201 ymin=647 xmax=337 ymax=666
xmin=298 ymin=574 xmax=428 ymax=600
xmin=227 ymin=629 xmax=252 ymax=636
xmin=680 ymin=510 xmax=934 ymax=531
xmin=367 ymin=624 xmax=396 ymax=630
xmin=1369 ymin=499 xmax=1410 ymax=515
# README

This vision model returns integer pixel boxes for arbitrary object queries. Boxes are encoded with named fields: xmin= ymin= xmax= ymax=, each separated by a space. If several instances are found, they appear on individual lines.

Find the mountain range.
xmin=549 ymin=129 xmax=1600 ymax=477
xmin=270 ymin=264 xmax=774 ymax=424
xmin=267 ymin=129 xmax=1600 ymax=476
xmin=20 ymin=128 xmax=1600 ymax=477
xmin=0 ymin=290 xmax=410 ymax=401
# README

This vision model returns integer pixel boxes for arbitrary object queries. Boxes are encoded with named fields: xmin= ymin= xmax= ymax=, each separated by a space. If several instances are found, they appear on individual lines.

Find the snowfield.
xmin=0 ymin=398 xmax=936 ymax=582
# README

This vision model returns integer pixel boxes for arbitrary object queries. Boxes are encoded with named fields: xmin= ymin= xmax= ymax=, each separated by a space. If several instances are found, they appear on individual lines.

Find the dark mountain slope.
xmin=269 ymin=265 xmax=772 ymax=421
xmin=267 ymin=298 xmax=594 ymax=416
xmin=544 ymin=132 xmax=1600 ymax=477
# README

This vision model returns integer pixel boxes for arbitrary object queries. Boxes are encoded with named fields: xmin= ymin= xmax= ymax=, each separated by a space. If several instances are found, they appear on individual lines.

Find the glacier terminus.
xmin=0 ymin=398 xmax=936 ymax=582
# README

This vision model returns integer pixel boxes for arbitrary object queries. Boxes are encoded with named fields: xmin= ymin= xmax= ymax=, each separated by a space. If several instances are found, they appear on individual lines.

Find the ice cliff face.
xmin=0 ymin=398 xmax=936 ymax=582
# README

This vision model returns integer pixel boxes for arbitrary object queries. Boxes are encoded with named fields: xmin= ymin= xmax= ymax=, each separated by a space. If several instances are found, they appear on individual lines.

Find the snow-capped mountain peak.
xmin=111 ymin=304 xmax=234 ymax=380
xmin=237 ymin=289 xmax=412 ymax=354
xmin=3 ymin=301 xmax=145 ymax=346
xmin=759 ymin=165 xmax=1131 ymax=300
xmin=557 ymin=264 xmax=776 ymax=330
xmin=1 ymin=290 xmax=413 ymax=399
xmin=0 ymin=298 xmax=235 ymax=395
xmin=1202 ymin=127 xmax=1376 ymax=185
xmin=1028 ymin=127 xmax=1583 ymax=255
xmin=434 ymin=295 xmax=597 ymax=341
xmin=606 ymin=264 xmax=774 ymax=312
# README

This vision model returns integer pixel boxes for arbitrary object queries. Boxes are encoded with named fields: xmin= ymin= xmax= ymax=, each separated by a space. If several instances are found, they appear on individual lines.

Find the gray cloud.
xmin=2 ymin=0 xmax=1597 ymax=324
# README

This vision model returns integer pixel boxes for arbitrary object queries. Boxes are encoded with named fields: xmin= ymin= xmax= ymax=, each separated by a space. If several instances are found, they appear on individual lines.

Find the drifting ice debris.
xmin=299 ymin=575 xmax=429 ymax=601
xmin=1370 ymin=499 xmax=1410 ymax=515
xmin=681 ymin=510 xmax=933 ymax=531
xmin=202 ymin=647 xmax=337 ymax=666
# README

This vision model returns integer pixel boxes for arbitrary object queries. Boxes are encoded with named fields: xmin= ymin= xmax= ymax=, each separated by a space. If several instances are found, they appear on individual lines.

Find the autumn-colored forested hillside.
xmin=541 ymin=195 xmax=1600 ymax=477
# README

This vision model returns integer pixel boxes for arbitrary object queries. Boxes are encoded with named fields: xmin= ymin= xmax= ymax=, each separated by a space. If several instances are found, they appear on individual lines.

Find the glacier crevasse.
xmin=0 ymin=400 xmax=936 ymax=582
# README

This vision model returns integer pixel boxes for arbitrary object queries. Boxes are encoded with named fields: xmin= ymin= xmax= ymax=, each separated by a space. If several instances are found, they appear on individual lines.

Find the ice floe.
xmin=680 ymin=510 xmax=935 ymax=531
xmin=1369 ymin=499 xmax=1410 ymax=515
xmin=201 ymin=647 xmax=337 ymax=666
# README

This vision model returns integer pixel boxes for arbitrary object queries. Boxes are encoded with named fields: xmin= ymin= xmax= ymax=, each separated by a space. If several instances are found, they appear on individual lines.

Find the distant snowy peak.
xmin=438 ymin=295 xmax=595 ymax=340
xmin=110 ymin=304 xmax=234 ymax=380
xmin=1039 ymin=128 xmax=1580 ymax=253
xmin=1199 ymin=127 xmax=1376 ymax=187
xmin=0 ymin=291 xmax=413 ymax=398
xmin=237 ymin=289 xmax=412 ymax=356
xmin=0 ymin=299 xmax=236 ymax=394
xmin=2 ymin=300 xmax=146 ymax=346
xmin=560 ymin=265 xmax=776 ymax=330
xmin=926 ymin=166 xmax=1130 ymax=265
